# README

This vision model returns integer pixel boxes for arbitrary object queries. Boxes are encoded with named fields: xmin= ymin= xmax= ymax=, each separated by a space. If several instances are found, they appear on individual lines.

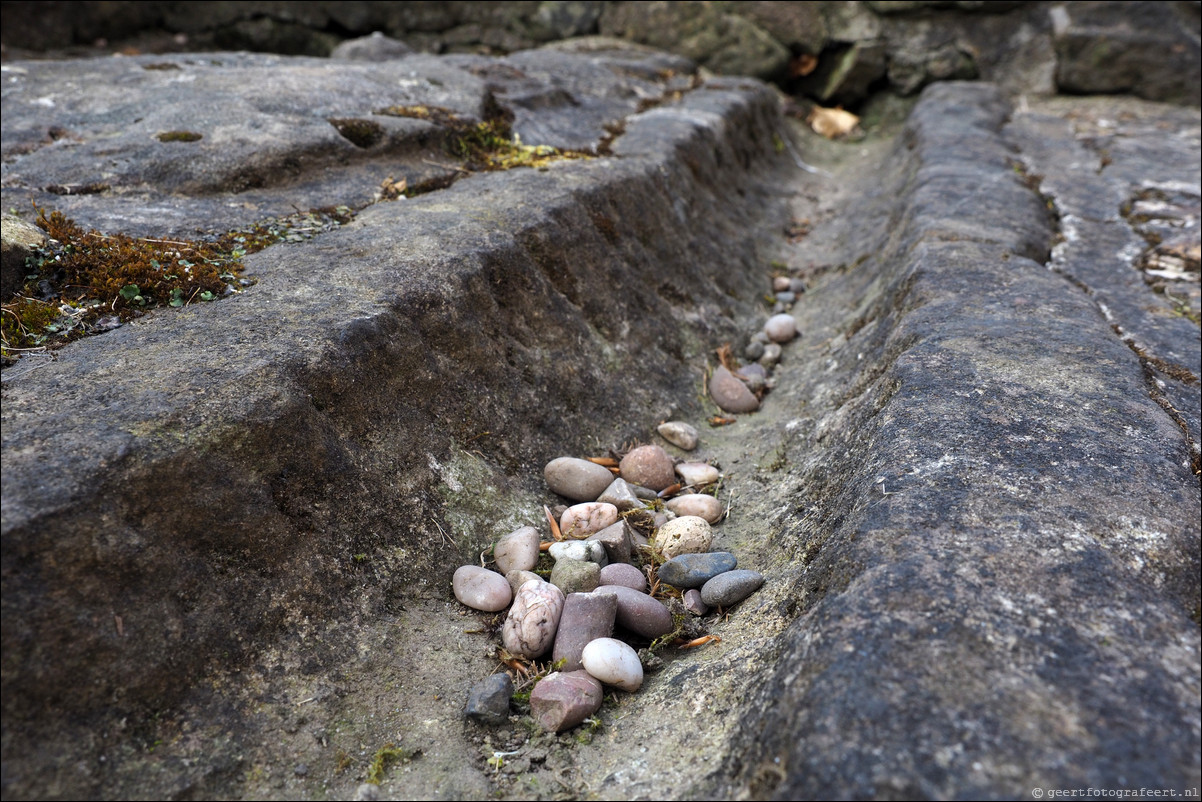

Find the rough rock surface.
xmin=1 ymin=28 xmax=1200 ymax=802
xmin=2 ymin=45 xmax=788 ymax=800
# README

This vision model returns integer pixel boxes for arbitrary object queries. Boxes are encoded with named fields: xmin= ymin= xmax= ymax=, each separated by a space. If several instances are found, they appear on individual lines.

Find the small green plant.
xmin=366 ymin=743 xmax=414 ymax=784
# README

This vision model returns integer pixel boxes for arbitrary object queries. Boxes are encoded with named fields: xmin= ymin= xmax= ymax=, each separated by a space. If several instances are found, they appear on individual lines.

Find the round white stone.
xmin=764 ymin=313 xmax=797 ymax=343
xmin=581 ymin=637 xmax=644 ymax=692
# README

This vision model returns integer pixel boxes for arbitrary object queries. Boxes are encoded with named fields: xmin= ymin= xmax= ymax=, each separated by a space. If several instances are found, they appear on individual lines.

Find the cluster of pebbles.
xmin=708 ymin=280 xmax=803 ymax=414
xmin=455 ymin=284 xmax=801 ymax=734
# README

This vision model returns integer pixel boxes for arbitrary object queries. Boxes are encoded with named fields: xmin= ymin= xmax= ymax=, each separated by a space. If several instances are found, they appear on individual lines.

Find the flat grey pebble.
xmin=745 ymin=340 xmax=765 ymax=361
xmin=587 ymin=519 xmax=633 ymax=564
xmin=789 ymin=277 xmax=807 ymax=293
xmin=465 ymin=672 xmax=513 ymax=725
xmin=700 ymin=569 xmax=764 ymax=607
xmin=657 ymin=420 xmax=699 ymax=451
xmin=776 ymin=290 xmax=796 ymax=304
xmin=596 ymin=477 xmax=643 ymax=511
xmin=659 ymin=552 xmax=737 ymax=588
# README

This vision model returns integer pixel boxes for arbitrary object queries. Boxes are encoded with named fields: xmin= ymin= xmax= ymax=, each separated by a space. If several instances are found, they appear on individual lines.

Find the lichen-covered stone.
xmin=654 ymin=515 xmax=714 ymax=559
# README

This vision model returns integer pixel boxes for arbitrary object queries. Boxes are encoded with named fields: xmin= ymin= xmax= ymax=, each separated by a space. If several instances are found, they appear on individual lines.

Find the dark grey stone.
xmin=658 ymin=552 xmax=738 ymax=589
xmin=464 ymin=672 xmax=513 ymax=725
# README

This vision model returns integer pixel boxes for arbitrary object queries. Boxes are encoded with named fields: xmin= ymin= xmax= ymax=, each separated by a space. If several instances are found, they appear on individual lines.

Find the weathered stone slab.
xmin=0 ymin=48 xmax=789 ymax=799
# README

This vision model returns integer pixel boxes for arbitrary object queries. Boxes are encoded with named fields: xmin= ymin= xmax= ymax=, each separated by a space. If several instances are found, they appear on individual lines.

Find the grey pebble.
xmin=658 ymin=551 xmax=737 ymax=589
xmin=745 ymin=340 xmax=765 ymax=361
xmin=465 ymin=672 xmax=513 ymax=725
xmin=596 ymin=477 xmax=644 ymax=511
xmin=775 ymin=290 xmax=796 ymax=304
xmin=587 ymin=519 xmax=633 ymax=564
xmin=700 ymin=569 xmax=764 ymax=607
xmin=759 ymin=342 xmax=782 ymax=367
xmin=789 ymin=277 xmax=807 ymax=294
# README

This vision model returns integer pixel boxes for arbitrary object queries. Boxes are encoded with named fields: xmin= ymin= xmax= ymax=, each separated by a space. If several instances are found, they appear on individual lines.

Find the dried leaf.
xmin=807 ymin=106 xmax=861 ymax=140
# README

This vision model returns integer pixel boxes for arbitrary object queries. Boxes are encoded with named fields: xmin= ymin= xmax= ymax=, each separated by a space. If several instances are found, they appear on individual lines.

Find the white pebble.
xmin=581 ymin=637 xmax=644 ymax=692
xmin=675 ymin=462 xmax=720 ymax=487
xmin=657 ymin=421 xmax=699 ymax=451
xmin=764 ymin=314 xmax=797 ymax=343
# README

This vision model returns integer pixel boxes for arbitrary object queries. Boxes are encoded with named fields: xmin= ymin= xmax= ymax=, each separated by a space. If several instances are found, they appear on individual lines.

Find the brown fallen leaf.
xmin=790 ymin=53 xmax=819 ymax=78
xmin=807 ymin=105 xmax=861 ymax=139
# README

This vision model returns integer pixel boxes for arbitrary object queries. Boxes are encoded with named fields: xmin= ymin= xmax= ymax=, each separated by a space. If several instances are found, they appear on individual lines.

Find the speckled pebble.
xmin=664 ymin=493 xmax=723 ymax=524
xmin=598 ymin=562 xmax=647 ymax=592
xmin=544 ymin=457 xmax=615 ymax=502
xmin=764 ymin=314 xmax=797 ymax=343
xmin=675 ymin=462 xmax=720 ymax=487
xmin=700 ymin=569 xmax=764 ymax=607
xmin=494 ymin=525 xmax=540 ymax=575
xmin=619 ymin=445 xmax=677 ymax=491
xmin=502 ymin=580 xmax=565 ymax=658
xmin=529 ymin=670 xmax=603 ymax=733
xmin=559 ymin=502 xmax=619 ymax=539
xmin=709 ymin=365 xmax=759 ymax=414
xmin=655 ymin=515 xmax=714 ymax=559
xmin=658 ymin=551 xmax=737 ymax=588
xmin=657 ymin=421 xmax=699 ymax=451
xmin=581 ymin=637 xmax=644 ymax=692
xmin=452 ymin=565 xmax=512 ymax=612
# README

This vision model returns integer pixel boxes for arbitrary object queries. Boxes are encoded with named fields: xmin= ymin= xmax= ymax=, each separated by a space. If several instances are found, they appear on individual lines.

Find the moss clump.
xmin=156 ymin=130 xmax=203 ymax=142
xmin=366 ymin=743 xmax=415 ymax=784
xmin=1 ymin=204 xmax=355 ymax=363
